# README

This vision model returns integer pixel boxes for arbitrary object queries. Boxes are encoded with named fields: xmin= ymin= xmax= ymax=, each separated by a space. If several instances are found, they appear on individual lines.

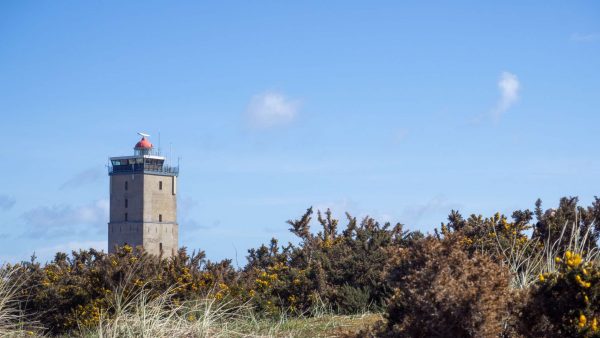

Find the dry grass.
xmin=0 ymin=265 xmax=42 ymax=337
xmin=491 ymin=219 xmax=599 ymax=289
xmin=71 ymin=285 xmax=378 ymax=338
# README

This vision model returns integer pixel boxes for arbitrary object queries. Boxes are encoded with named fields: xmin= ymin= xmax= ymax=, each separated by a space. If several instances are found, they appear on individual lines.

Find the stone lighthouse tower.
xmin=108 ymin=133 xmax=179 ymax=257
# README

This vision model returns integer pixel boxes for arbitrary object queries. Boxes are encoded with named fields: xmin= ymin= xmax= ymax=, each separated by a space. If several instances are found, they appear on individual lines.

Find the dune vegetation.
xmin=0 ymin=196 xmax=599 ymax=337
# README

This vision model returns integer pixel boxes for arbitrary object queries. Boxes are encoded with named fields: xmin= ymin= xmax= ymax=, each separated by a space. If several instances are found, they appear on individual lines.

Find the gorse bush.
xmin=7 ymin=208 xmax=414 ymax=334
xmin=519 ymin=250 xmax=600 ymax=337
xmin=375 ymin=234 xmax=514 ymax=337
xmin=1 ymin=196 xmax=599 ymax=337
xmin=243 ymin=208 xmax=420 ymax=315
xmin=13 ymin=246 xmax=241 ymax=334
xmin=359 ymin=196 xmax=600 ymax=338
xmin=533 ymin=197 xmax=600 ymax=253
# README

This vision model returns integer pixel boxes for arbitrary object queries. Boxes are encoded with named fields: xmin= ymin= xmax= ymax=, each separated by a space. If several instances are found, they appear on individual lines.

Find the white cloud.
xmin=491 ymin=71 xmax=520 ymax=121
xmin=21 ymin=199 xmax=109 ymax=238
xmin=571 ymin=32 xmax=600 ymax=42
xmin=246 ymin=91 xmax=300 ymax=129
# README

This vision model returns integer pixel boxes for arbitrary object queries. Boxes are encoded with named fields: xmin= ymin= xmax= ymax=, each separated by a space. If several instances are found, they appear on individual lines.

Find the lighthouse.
xmin=107 ymin=133 xmax=179 ymax=257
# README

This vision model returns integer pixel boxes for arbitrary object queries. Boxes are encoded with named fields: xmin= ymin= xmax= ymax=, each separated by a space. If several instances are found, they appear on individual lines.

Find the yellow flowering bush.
xmin=5 ymin=197 xmax=597 ymax=337
xmin=521 ymin=250 xmax=600 ymax=337
xmin=12 ymin=246 xmax=241 ymax=335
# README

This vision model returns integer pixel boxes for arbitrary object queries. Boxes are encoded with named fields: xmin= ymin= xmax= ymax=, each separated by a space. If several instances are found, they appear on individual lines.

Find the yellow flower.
xmin=579 ymin=314 xmax=587 ymax=328
xmin=567 ymin=252 xmax=583 ymax=268
xmin=555 ymin=257 xmax=561 ymax=263
xmin=575 ymin=275 xmax=591 ymax=288
xmin=592 ymin=318 xmax=598 ymax=332
xmin=538 ymin=274 xmax=545 ymax=282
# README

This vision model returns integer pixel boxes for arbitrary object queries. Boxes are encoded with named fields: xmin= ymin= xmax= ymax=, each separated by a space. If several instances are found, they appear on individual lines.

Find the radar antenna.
xmin=138 ymin=132 xmax=150 ymax=138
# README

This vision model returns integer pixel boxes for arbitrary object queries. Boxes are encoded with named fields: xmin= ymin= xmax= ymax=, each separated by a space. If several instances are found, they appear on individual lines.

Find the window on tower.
xmin=159 ymin=181 xmax=163 ymax=190
xmin=125 ymin=213 xmax=128 ymax=221
xmin=125 ymin=199 xmax=128 ymax=208
xmin=125 ymin=181 xmax=128 ymax=190
xmin=159 ymin=214 xmax=163 ymax=222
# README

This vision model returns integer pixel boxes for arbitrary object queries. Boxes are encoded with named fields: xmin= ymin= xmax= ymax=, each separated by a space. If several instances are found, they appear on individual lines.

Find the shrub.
xmin=245 ymin=208 xmax=420 ymax=315
xmin=13 ymin=246 xmax=240 ymax=334
xmin=519 ymin=250 xmax=600 ymax=337
xmin=376 ymin=234 xmax=513 ymax=337
xmin=5 ymin=197 xmax=599 ymax=337
xmin=533 ymin=197 xmax=600 ymax=254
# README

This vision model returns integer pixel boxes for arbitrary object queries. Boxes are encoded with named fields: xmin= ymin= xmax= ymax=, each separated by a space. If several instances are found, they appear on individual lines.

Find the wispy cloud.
xmin=0 ymin=194 xmax=16 ymax=211
xmin=314 ymin=198 xmax=396 ymax=224
xmin=21 ymin=199 xmax=109 ymax=238
xmin=60 ymin=167 xmax=103 ymax=190
xmin=176 ymin=195 xmax=218 ymax=236
xmin=401 ymin=195 xmax=462 ymax=226
xmin=245 ymin=91 xmax=300 ymax=129
xmin=571 ymin=32 xmax=600 ymax=42
xmin=314 ymin=198 xmax=360 ymax=218
xmin=36 ymin=240 xmax=108 ymax=260
xmin=491 ymin=71 xmax=520 ymax=121
xmin=392 ymin=128 xmax=409 ymax=144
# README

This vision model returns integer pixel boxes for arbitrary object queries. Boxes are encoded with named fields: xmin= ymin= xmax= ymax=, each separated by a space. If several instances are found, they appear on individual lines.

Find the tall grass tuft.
xmin=76 ymin=284 xmax=373 ymax=337
xmin=492 ymin=219 xmax=599 ymax=289
xmin=0 ymin=265 xmax=41 ymax=336
xmin=80 ymin=285 xmax=256 ymax=338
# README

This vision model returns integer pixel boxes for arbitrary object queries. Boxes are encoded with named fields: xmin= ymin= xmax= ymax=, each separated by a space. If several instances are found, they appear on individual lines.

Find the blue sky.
xmin=1 ymin=1 xmax=599 ymax=264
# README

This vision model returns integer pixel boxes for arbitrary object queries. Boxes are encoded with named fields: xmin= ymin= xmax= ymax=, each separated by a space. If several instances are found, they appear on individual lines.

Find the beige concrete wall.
xmin=108 ymin=172 xmax=178 ymax=256
xmin=109 ymin=174 xmax=144 ymax=222
xmin=108 ymin=222 xmax=143 ymax=252
xmin=142 ymin=222 xmax=179 ymax=256
xmin=142 ymin=174 xmax=178 ymax=256
xmin=142 ymin=175 xmax=177 ymax=223
xmin=108 ymin=174 xmax=144 ymax=253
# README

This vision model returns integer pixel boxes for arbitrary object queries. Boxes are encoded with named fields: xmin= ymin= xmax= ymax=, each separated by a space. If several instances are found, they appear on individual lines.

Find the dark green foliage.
xmin=533 ymin=196 xmax=600 ymax=253
xmin=245 ymin=208 xmax=418 ymax=314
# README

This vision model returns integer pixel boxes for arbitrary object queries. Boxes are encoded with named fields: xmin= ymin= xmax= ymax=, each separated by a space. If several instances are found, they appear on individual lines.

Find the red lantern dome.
xmin=135 ymin=137 xmax=153 ymax=149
